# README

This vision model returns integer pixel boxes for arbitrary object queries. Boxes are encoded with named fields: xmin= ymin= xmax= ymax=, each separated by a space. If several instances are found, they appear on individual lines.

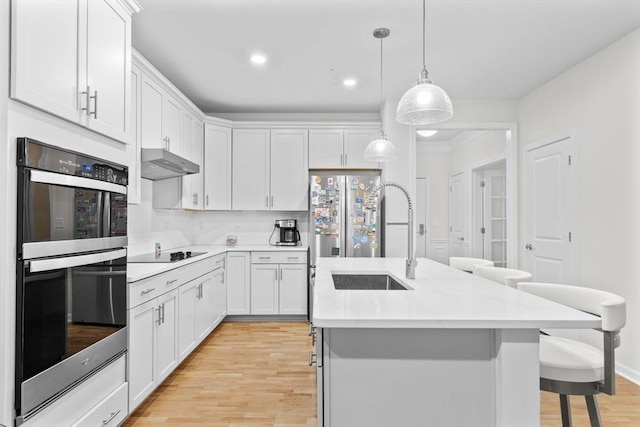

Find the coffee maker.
xmin=274 ymin=219 xmax=301 ymax=246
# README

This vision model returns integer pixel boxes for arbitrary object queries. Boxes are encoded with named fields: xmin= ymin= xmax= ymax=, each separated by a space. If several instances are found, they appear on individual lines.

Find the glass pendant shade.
xmin=364 ymin=133 xmax=397 ymax=162
xmin=396 ymin=76 xmax=453 ymax=125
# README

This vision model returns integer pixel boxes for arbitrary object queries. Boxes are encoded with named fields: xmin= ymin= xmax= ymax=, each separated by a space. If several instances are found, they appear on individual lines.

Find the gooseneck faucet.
xmin=369 ymin=182 xmax=417 ymax=279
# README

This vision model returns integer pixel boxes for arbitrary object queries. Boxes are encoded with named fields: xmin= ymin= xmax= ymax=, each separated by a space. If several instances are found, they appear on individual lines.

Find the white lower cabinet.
xmin=178 ymin=272 xmax=213 ymax=361
xmin=250 ymin=252 xmax=307 ymax=315
xmin=226 ymin=252 xmax=251 ymax=314
xmin=128 ymin=288 xmax=179 ymax=411
xmin=211 ymin=254 xmax=227 ymax=327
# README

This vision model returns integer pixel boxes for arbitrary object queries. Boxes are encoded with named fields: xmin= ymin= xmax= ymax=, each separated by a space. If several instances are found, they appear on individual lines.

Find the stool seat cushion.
xmin=540 ymin=335 xmax=604 ymax=383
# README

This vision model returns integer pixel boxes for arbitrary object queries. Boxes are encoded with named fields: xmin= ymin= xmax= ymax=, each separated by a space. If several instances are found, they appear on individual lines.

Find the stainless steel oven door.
xmin=16 ymin=248 xmax=128 ymax=419
xmin=20 ymin=169 xmax=127 ymax=259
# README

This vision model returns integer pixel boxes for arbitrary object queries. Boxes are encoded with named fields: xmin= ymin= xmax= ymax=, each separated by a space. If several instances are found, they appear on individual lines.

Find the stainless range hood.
xmin=141 ymin=148 xmax=200 ymax=180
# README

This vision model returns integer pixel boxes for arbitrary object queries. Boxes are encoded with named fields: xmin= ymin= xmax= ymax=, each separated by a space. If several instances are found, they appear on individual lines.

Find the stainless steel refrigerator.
xmin=309 ymin=172 xmax=383 ymax=264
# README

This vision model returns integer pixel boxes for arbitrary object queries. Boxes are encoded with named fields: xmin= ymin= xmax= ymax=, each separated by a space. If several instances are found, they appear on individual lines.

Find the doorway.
xmin=473 ymin=161 xmax=507 ymax=267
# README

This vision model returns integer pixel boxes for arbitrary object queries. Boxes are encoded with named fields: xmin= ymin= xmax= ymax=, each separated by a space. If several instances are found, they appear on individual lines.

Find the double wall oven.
xmin=15 ymin=138 xmax=128 ymax=423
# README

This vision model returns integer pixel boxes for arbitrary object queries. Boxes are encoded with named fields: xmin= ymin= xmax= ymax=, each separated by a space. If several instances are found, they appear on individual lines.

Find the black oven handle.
xmin=29 ymin=169 xmax=127 ymax=195
xmin=72 ymin=270 xmax=127 ymax=277
xmin=28 ymin=248 xmax=127 ymax=273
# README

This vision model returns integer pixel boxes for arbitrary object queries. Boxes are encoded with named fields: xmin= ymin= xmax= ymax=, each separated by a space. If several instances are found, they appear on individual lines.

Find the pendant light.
xmin=396 ymin=0 xmax=453 ymax=125
xmin=364 ymin=27 xmax=397 ymax=162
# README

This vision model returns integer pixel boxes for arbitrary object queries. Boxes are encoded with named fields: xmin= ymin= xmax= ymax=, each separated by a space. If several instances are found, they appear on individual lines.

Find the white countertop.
xmin=313 ymin=257 xmax=601 ymax=329
xmin=127 ymin=244 xmax=307 ymax=283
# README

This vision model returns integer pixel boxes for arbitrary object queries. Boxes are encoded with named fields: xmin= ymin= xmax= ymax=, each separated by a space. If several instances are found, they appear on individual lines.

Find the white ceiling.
xmin=132 ymin=0 xmax=640 ymax=115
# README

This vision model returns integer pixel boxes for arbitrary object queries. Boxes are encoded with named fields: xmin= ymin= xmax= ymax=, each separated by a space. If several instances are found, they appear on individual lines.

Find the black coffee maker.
xmin=274 ymin=219 xmax=301 ymax=246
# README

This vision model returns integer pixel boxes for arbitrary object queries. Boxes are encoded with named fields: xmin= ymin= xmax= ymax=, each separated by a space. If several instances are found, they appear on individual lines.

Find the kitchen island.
xmin=312 ymin=257 xmax=600 ymax=427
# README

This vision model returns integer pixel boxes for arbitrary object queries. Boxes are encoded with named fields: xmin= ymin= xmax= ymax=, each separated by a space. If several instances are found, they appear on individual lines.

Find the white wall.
xmin=518 ymin=28 xmax=640 ymax=381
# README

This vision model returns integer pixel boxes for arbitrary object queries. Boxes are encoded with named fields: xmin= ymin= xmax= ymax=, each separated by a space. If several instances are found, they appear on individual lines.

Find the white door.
xmin=250 ymin=264 xmax=279 ymax=314
xmin=226 ymin=252 xmax=250 ymax=315
xmin=524 ymin=136 xmax=575 ymax=283
xmin=415 ymin=178 xmax=428 ymax=258
xmin=449 ymin=173 xmax=465 ymax=257
xmin=232 ymin=129 xmax=270 ymax=210
xmin=163 ymin=93 xmax=183 ymax=155
xmin=140 ymin=74 xmax=164 ymax=149
xmin=84 ymin=0 xmax=130 ymax=142
xmin=156 ymin=289 xmax=179 ymax=383
xmin=279 ymin=264 xmax=307 ymax=315
xmin=308 ymin=129 xmax=343 ymax=168
xmin=211 ymin=267 xmax=225 ymax=327
xmin=128 ymin=298 xmax=157 ymax=411
xmin=194 ymin=274 xmax=212 ymax=342
xmin=271 ymin=129 xmax=308 ymax=211
xmin=204 ymin=124 xmax=232 ymax=210
xmin=343 ymin=129 xmax=379 ymax=169
xmin=178 ymin=280 xmax=197 ymax=361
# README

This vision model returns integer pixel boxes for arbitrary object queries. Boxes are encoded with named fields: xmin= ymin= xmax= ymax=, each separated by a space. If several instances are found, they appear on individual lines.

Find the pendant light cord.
xmin=380 ymin=35 xmax=383 ymax=124
xmin=422 ymin=0 xmax=426 ymax=69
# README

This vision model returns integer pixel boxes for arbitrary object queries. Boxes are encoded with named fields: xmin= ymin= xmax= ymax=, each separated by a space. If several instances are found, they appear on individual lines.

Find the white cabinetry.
xmin=232 ymin=128 xmax=308 ymax=211
xmin=181 ymin=113 xmax=204 ymax=210
xmin=140 ymin=73 xmax=183 ymax=154
xmin=309 ymin=128 xmax=379 ymax=169
xmin=250 ymin=252 xmax=307 ymax=315
xmin=128 ymin=287 xmax=178 ymax=411
xmin=128 ymin=62 xmax=142 ymax=204
xmin=232 ymin=129 xmax=269 ymax=210
xmin=204 ymin=123 xmax=232 ymax=210
xmin=226 ymin=252 xmax=251 ymax=315
xmin=211 ymin=255 xmax=227 ymax=328
xmin=11 ymin=0 xmax=133 ymax=143
xmin=178 ymin=272 xmax=212 ymax=361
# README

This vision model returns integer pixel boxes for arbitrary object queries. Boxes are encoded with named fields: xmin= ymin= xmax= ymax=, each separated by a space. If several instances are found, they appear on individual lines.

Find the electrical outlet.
xmin=55 ymin=218 xmax=64 ymax=229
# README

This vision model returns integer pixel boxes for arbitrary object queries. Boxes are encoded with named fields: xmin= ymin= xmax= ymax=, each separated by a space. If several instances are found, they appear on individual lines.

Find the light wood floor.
xmin=123 ymin=322 xmax=640 ymax=427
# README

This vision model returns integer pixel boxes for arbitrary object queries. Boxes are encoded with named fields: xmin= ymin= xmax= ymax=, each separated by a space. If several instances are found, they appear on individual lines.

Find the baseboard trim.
xmin=616 ymin=361 xmax=640 ymax=386
xmin=224 ymin=314 xmax=308 ymax=323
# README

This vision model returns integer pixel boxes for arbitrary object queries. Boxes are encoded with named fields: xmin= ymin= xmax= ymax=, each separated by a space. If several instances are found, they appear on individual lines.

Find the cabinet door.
xmin=279 ymin=264 xmax=308 ymax=315
xmin=128 ymin=63 xmax=142 ymax=204
xmin=195 ymin=274 xmax=212 ymax=343
xmin=211 ymin=267 xmax=225 ymax=327
xmin=128 ymin=298 xmax=157 ymax=411
xmin=140 ymin=74 xmax=164 ymax=149
xmin=84 ymin=0 xmax=131 ymax=142
xmin=163 ymin=93 xmax=183 ymax=155
xmin=250 ymin=264 xmax=279 ymax=315
xmin=11 ymin=0 xmax=80 ymax=122
xmin=343 ymin=129 xmax=379 ymax=169
xmin=181 ymin=112 xmax=203 ymax=210
xmin=226 ymin=252 xmax=251 ymax=314
xmin=204 ymin=124 xmax=232 ymax=210
xmin=232 ymin=129 xmax=270 ymax=210
xmin=270 ymin=129 xmax=308 ymax=211
xmin=309 ymin=129 xmax=343 ymax=169
xmin=178 ymin=279 xmax=197 ymax=362
xmin=156 ymin=289 xmax=179 ymax=383
xmin=190 ymin=120 xmax=204 ymax=209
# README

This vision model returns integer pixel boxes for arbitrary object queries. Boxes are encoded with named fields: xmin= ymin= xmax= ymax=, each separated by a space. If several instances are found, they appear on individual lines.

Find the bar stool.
xmin=474 ymin=266 xmax=533 ymax=288
xmin=448 ymin=257 xmax=494 ymax=274
xmin=517 ymin=282 xmax=626 ymax=427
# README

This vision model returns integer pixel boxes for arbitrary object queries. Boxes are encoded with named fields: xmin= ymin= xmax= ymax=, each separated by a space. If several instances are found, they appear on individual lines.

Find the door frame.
xmin=415 ymin=122 xmax=518 ymax=268
xmin=524 ymin=131 xmax=578 ymax=283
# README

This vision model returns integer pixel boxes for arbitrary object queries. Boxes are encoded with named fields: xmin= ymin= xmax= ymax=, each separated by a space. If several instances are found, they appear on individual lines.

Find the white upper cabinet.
xmin=140 ymin=73 xmax=183 ymax=155
xmin=128 ymin=63 xmax=142 ymax=204
xmin=309 ymin=128 xmax=379 ymax=169
xmin=204 ymin=123 xmax=232 ymax=210
xmin=308 ymin=129 xmax=343 ymax=169
xmin=181 ymin=112 xmax=204 ymax=210
xmin=232 ymin=129 xmax=270 ymax=210
xmin=232 ymin=128 xmax=309 ymax=211
xmin=270 ymin=129 xmax=308 ymax=211
xmin=11 ymin=0 xmax=133 ymax=143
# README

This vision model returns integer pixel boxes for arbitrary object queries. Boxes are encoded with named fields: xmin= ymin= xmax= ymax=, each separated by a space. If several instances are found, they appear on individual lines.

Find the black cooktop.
xmin=128 ymin=251 xmax=207 ymax=263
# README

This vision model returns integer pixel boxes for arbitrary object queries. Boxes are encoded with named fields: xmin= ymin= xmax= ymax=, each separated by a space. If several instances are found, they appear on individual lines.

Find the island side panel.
xmin=323 ymin=328 xmax=495 ymax=427
xmin=493 ymin=329 xmax=540 ymax=427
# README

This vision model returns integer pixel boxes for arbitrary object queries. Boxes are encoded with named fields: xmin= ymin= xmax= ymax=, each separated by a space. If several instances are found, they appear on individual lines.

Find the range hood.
xmin=141 ymin=148 xmax=199 ymax=180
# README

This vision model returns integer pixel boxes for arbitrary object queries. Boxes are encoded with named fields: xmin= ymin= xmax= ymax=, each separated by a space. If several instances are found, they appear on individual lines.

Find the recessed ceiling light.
xmin=250 ymin=54 xmax=267 ymax=65
xmin=417 ymin=130 xmax=438 ymax=137
xmin=343 ymin=79 xmax=357 ymax=87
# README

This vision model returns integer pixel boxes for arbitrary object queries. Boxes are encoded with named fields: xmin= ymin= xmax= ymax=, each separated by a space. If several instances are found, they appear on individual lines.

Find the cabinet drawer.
xmin=129 ymin=259 xmax=213 ymax=308
xmin=70 ymin=383 xmax=128 ymax=427
xmin=212 ymin=253 xmax=226 ymax=271
xmin=251 ymin=251 xmax=307 ymax=264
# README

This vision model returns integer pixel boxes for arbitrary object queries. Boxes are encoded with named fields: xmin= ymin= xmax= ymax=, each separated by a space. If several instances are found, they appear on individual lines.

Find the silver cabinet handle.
xmin=90 ymin=90 xmax=98 ymax=119
xmin=161 ymin=303 xmax=166 ymax=324
xmin=140 ymin=288 xmax=155 ymax=295
xmin=274 ymin=269 xmax=278 ymax=281
xmin=193 ymin=193 xmax=198 ymax=205
xmin=166 ymin=279 xmax=177 ymax=285
xmin=259 ymin=256 xmax=271 ymax=260
xmin=344 ymin=153 xmax=347 ymax=165
xmin=102 ymin=409 xmax=121 ymax=426
xmin=308 ymin=351 xmax=317 ymax=366
xmin=265 ymin=196 xmax=269 ymax=208
xmin=457 ymin=237 xmax=465 ymax=241
xmin=206 ymin=195 xmax=209 ymax=207
xmin=270 ymin=195 xmax=274 ymax=208
xmin=81 ymin=86 xmax=91 ymax=116
xmin=340 ymin=153 xmax=343 ymax=166
xmin=156 ymin=306 xmax=162 ymax=325
xmin=419 ymin=224 xmax=425 ymax=235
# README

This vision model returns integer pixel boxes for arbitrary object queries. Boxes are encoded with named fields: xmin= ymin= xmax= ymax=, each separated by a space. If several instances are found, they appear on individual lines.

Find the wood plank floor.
xmin=123 ymin=322 xmax=640 ymax=427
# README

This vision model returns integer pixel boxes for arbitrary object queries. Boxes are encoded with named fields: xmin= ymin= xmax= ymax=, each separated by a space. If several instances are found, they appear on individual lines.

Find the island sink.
xmin=332 ymin=273 xmax=410 ymax=290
